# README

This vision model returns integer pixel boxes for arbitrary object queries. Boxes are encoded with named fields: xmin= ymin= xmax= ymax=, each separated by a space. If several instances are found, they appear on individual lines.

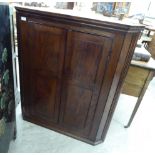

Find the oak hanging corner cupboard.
xmin=15 ymin=6 xmax=144 ymax=145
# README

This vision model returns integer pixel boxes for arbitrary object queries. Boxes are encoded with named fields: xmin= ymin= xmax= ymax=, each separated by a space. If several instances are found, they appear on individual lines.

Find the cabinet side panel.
xmin=101 ymin=33 xmax=140 ymax=142
xmin=17 ymin=16 xmax=31 ymax=117
xmin=89 ymin=32 xmax=125 ymax=141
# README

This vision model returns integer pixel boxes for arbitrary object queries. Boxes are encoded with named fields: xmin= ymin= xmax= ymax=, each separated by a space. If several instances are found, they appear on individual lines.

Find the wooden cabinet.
xmin=16 ymin=7 xmax=143 ymax=145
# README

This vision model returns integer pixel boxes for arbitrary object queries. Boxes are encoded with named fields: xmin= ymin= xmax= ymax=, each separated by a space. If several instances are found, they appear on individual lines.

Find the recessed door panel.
xmin=62 ymin=84 xmax=92 ymax=129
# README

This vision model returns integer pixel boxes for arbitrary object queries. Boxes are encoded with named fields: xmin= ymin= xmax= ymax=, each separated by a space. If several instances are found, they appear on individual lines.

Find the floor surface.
xmin=9 ymin=78 xmax=155 ymax=153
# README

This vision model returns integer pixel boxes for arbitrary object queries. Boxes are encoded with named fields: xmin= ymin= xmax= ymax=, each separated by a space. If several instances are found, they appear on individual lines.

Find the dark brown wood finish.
xmin=60 ymin=31 xmax=113 ymax=138
xmin=16 ymin=7 xmax=144 ymax=145
xmin=99 ymin=33 xmax=140 ymax=142
xmin=18 ymin=20 xmax=67 ymax=124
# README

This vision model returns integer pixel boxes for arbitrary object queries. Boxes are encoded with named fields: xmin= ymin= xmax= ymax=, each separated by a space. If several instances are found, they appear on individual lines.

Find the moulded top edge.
xmin=15 ymin=6 xmax=145 ymax=33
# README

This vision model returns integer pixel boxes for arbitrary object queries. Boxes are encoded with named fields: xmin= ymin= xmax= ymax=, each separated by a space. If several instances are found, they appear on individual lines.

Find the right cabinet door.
xmin=60 ymin=31 xmax=113 ymax=137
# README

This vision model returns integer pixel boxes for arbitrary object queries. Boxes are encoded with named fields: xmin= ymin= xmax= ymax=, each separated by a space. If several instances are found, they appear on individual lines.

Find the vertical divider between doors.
xmin=58 ymin=29 xmax=70 ymax=124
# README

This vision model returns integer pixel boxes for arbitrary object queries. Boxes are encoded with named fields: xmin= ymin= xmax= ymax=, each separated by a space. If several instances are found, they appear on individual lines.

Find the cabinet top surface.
xmin=15 ymin=6 xmax=144 ymax=33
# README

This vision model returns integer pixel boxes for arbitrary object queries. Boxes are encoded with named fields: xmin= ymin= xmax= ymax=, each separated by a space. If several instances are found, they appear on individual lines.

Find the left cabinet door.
xmin=18 ymin=19 xmax=66 ymax=124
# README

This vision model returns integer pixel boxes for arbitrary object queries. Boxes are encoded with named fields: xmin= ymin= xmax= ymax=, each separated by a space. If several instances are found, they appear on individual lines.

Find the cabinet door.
xmin=60 ymin=31 xmax=113 ymax=137
xmin=19 ymin=20 xmax=66 ymax=124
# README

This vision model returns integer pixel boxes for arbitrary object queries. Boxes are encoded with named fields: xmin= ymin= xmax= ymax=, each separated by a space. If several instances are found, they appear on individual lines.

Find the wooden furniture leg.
xmin=124 ymin=71 xmax=154 ymax=128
